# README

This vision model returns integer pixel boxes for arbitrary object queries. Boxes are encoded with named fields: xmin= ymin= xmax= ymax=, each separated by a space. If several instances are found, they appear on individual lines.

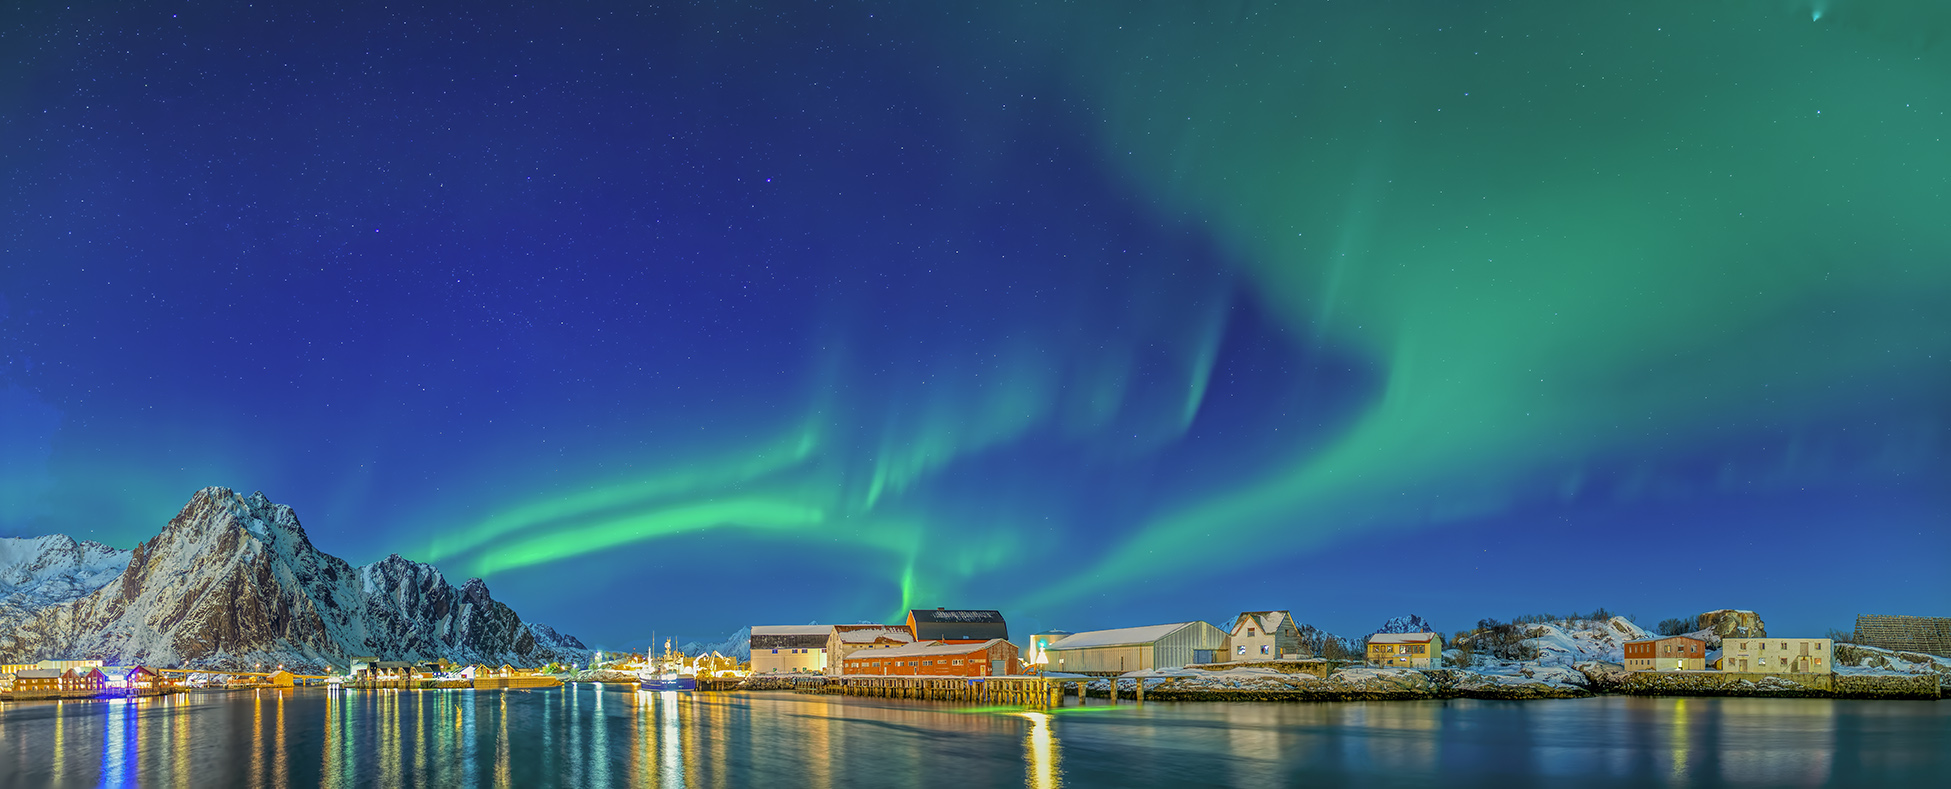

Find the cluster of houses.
xmin=1622 ymin=635 xmax=1835 ymax=674
xmin=749 ymin=608 xmax=1866 ymax=679
xmin=0 ymin=660 xmax=172 ymax=700
xmin=754 ymin=608 xmax=1332 ymax=678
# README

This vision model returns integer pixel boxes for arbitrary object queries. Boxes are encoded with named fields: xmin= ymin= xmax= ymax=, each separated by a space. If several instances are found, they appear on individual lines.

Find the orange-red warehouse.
xmin=842 ymin=638 xmax=1020 ymax=677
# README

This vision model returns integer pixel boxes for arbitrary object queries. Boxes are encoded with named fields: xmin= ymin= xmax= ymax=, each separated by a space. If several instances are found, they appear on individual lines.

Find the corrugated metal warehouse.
xmin=1044 ymin=621 xmax=1230 ymax=675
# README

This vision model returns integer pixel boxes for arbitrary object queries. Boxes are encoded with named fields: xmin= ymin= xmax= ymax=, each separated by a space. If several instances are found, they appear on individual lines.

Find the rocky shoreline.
xmin=1082 ymin=664 xmax=1942 ymax=702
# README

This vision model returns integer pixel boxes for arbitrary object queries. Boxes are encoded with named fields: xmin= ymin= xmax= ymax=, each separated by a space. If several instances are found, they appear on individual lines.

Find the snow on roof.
xmin=1624 ymin=635 xmax=1705 ymax=645
xmin=750 ymin=625 xmax=834 ymax=636
xmin=1368 ymin=632 xmax=1439 ymax=644
xmin=1233 ymin=611 xmax=1289 ymax=633
xmin=13 ymin=669 xmax=63 ymax=678
xmin=846 ymin=639 xmax=1008 ymax=660
xmin=835 ymin=627 xmax=913 ymax=644
xmin=1048 ymin=622 xmax=1198 ymax=650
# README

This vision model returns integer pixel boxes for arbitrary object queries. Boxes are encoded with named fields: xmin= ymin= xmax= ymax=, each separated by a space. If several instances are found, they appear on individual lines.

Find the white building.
xmin=1721 ymin=637 xmax=1832 ymax=674
xmin=749 ymin=625 xmax=833 ymax=674
xmin=1043 ymin=621 xmax=1229 ymax=675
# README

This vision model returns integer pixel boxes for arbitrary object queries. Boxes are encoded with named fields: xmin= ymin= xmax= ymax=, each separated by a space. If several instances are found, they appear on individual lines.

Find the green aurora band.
xmin=414 ymin=0 xmax=1949 ymax=619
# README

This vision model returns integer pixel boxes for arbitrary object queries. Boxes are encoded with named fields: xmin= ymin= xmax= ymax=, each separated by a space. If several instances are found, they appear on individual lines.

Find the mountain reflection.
xmin=0 ymin=690 xmax=1943 ymax=786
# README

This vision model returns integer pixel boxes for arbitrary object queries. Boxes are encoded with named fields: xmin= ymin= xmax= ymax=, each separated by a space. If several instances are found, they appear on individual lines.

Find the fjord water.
xmin=1 ymin=686 xmax=1945 ymax=787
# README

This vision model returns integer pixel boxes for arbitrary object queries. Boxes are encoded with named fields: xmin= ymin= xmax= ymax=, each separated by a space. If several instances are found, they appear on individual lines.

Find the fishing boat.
xmin=638 ymin=638 xmax=697 ymax=692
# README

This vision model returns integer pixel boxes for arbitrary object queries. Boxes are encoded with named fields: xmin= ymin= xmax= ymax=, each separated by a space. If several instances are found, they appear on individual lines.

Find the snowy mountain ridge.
xmin=679 ymin=627 xmax=752 ymax=659
xmin=0 ymin=535 xmax=133 ymax=636
xmin=0 ymin=487 xmax=589 ymax=672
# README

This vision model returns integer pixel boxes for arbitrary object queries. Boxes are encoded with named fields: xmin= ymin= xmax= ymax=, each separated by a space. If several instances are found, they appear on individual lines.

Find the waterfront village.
xmin=4 ymin=609 xmax=1946 ymax=704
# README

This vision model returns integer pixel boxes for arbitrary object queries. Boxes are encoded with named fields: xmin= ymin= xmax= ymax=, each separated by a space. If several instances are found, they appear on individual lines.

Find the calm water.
xmin=1 ymin=685 xmax=1946 ymax=787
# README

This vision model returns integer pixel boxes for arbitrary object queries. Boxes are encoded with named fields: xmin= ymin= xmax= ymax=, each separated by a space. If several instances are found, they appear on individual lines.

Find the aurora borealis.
xmin=2 ymin=1 xmax=1946 ymax=648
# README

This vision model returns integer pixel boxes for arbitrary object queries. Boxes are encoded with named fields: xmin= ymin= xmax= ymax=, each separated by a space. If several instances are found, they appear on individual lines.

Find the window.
xmin=1237 ymin=646 xmax=1247 ymax=655
xmin=1261 ymin=645 xmax=1271 ymax=655
xmin=951 ymin=659 xmax=963 ymax=666
xmin=1247 ymin=629 xmax=1256 ymax=637
xmin=1816 ymin=643 xmax=1823 ymax=651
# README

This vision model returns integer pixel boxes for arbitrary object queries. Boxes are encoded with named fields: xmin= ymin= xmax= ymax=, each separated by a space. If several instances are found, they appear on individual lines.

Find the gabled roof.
xmin=907 ymin=609 xmax=1009 ymax=641
xmin=1368 ymin=632 xmax=1440 ymax=644
xmin=846 ymin=639 xmax=1011 ymax=660
xmin=1048 ymin=622 xmax=1201 ymax=650
xmin=1232 ymin=611 xmax=1291 ymax=634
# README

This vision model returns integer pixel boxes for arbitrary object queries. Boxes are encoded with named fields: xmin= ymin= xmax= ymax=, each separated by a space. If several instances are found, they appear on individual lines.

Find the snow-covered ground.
xmin=1833 ymin=644 xmax=1951 ymax=676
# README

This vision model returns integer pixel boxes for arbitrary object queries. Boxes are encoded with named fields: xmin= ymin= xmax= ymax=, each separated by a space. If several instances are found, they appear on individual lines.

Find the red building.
xmin=1624 ymin=636 xmax=1706 ymax=671
xmin=841 ymin=639 xmax=1020 ymax=677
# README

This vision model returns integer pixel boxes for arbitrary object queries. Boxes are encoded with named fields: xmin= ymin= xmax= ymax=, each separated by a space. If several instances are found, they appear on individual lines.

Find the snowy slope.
xmin=0 ymin=535 xmax=130 ymax=634
xmin=1 ymin=487 xmax=590 ymax=672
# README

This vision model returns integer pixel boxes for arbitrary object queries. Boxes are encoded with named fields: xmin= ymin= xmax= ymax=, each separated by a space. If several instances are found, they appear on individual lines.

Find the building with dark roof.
xmin=750 ymin=625 xmax=833 ymax=674
xmin=905 ymin=608 xmax=1009 ymax=643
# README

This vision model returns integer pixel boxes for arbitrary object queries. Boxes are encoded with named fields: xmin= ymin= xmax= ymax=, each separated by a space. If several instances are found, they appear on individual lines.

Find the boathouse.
xmin=1043 ymin=621 xmax=1230 ymax=675
xmin=905 ymin=608 xmax=1009 ymax=643
xmin=841 ymin=639 xmax=1020 ymax=677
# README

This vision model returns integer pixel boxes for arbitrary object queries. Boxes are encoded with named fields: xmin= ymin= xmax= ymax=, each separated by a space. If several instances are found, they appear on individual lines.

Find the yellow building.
xmin=38 ymin=659 xmax=106 ymax=671
xmin=1721 ymin=638 xmax=1832 ymax=674
xmin=1367 ymin=632 xmax=1444 ymax=668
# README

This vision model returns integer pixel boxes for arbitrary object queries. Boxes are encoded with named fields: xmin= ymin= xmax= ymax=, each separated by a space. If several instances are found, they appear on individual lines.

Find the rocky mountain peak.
xmin=2 ymin=488 xmax=589 ymax=671
xmin=460 ymin=577 xmax=494 ymax=607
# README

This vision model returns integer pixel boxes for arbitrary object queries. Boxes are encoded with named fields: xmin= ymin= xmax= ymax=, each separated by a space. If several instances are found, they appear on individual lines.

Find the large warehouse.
xmin=749 ymin=625 xmax=834 ymax=674
xmin=1043 ymin=621 xmax=1230 ymax=675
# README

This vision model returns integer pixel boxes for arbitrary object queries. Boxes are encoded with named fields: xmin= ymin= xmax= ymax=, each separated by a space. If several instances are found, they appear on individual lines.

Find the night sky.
xmin=3 ymin=1 xmax=1946 ymax=650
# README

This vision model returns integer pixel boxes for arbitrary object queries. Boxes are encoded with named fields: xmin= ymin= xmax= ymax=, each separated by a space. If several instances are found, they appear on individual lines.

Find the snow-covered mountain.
xmin=0 ymin=535 xmax=131 ymax=634
xmin=0 ymin=487 xmax=588 ymax=672
xmin=1374 ymin=614 xmax=1438 ymax=634
xmin=679 ymin=627 xmax=752 ymax=659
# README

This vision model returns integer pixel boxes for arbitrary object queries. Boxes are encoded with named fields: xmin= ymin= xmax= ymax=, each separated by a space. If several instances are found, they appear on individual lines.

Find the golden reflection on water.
xmin=1668 ymin=698 xmax=1691 ymax=783
xmin=321 ymin=688 xmax=339 ymax=788
xmin=50 ymin=701 xmax=63 ymax=779
xmin=1019 ymin=711 xmax=1062 ymax=789
xmin=276 ymin=691 xmax=288 ymax=787
xmin=496 ymin=691 xmax=511 ymax=788
xmin=251 ymin=691 xmax=264 ymax=787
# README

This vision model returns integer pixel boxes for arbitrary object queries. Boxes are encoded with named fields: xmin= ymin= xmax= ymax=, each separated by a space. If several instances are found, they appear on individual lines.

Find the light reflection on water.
xmin=0 ymin=689 xmax=1945 ymax=787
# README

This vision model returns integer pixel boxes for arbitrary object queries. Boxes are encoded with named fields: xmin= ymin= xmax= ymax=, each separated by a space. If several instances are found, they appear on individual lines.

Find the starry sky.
xmin=2 ymin=0 xmax=1946 ymax=650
